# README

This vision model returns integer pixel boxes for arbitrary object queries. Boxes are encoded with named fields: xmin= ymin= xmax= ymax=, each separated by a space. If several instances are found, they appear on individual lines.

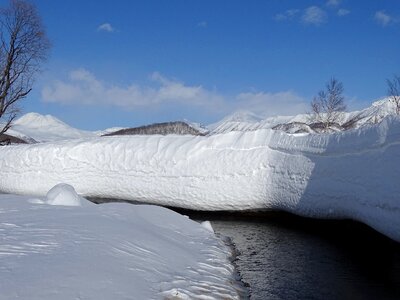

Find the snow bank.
xmin=0 ymin=192 xmax=244 ymax=299
xmin=1 ymin=117 xmax=400 ymax=241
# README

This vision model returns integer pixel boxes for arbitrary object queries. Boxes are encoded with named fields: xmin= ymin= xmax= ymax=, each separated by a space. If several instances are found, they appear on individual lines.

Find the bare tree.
xmin=0 ymin=0 xmax=50 ymax=142
xmin=310 ymin=78 xmax=346 ymax=130
xmin=387 ymin=75 xmax=400 ymax=115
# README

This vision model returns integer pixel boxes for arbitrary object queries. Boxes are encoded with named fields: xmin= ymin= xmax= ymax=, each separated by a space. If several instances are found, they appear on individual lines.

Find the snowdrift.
xmin=0 ymin=116 xmax=400 ymax=241
xmin=0 ymin=190 xmax=244 ymax=299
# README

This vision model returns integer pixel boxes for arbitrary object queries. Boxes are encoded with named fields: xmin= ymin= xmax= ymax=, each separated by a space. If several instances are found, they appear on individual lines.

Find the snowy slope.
xmin=5 ymin=113 xmax=125 ymax=143
xmin=7 ymin=113 xmax=97 ymax=142
xmin=210 ymin=98 xmax=398 ymax=134
xmin=0 ymin=188 xmax=244 ymax=299
xmin=0 ymin=116 xmax=399 ymax=241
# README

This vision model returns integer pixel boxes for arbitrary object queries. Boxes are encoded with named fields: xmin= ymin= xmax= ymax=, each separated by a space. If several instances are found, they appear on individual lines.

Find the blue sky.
xmin=3 ymin=0 xmax=400 ymax=130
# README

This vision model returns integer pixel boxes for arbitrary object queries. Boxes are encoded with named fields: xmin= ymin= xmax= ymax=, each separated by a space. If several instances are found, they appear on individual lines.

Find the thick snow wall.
xmin=0 ymin=116 xmax=399 ymax=241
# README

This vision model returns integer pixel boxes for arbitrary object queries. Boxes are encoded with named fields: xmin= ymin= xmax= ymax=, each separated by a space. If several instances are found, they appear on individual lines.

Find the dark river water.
xmin=187 ymin=211 xmax=400 ymax=300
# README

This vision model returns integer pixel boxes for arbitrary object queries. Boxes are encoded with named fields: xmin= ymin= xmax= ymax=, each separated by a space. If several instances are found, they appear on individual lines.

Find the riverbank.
xmin=0 ymin=191 xmax=246 ymax=299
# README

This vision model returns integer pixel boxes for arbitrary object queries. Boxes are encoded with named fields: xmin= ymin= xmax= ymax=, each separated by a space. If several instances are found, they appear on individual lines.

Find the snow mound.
xmin=0 ymin=194 xmax=245 ymax=299
xmin=46 ymin=183 xmax=83 ymax=206
xmin=1 ymin=116 xmax=400 ymax=242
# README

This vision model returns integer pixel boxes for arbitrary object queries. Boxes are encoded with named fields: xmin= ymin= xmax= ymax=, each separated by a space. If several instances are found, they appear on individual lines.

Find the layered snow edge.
xmin=0 ymin=186 xmax=246 ymax=299
xmin=1 ymin=116 xmax=400 ymax=241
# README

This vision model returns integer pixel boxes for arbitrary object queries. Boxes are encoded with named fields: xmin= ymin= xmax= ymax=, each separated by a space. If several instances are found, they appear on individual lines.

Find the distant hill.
xmin=6 ymin=112 xmax=97 ymax=142
xmin=2 ymin=113 xmax=126 ymax=143
xmin=1 ymin=113 xmax=206 ymax=143
xmin=210 ymin=98 xmax=399 ymax=134
xmin=0 ymin=133 xmax=29 ymax=145
xmin=103 ymin=121 xmax=206 ymax=136
xmin=2 ymin=98 xmax=398 ymax=144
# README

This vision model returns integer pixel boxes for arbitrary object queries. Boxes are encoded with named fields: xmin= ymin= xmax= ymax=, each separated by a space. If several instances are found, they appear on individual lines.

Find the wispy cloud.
xmin=197 ymin=21 xmax=207 ymax=28
xmin=274 ymin=9 xmax=300 ymax=21
xmin=41 ymin=69 xmax=224 ymax=111
xmin=97 ymin=23 xmax=115 ymax=32
xmin=234 ymin=91 xmax=308 ymax=117
xmin=337 ymin=9 xmax=350 ymax=17
xmin=326 ymin=0 xmax=340 ymax=7
xmin=276 ymin=4 xmax=351 ymax=25
xmin=41 ymin=69 xmax=308 ymax=118
xmin=302 ymin=6 xmax=327 ymax=26
xmin=374 ymin=11 xmax=394 ymax=27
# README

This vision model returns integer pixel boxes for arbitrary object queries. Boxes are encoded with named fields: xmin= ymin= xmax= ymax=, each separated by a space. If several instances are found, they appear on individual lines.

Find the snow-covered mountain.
xmin=5 ymin=113 xmax=126 ymax=143
xmin=3 ymin=98 xmax=398 ymax=143
xmin=4 ymin=112 xmax=206 ymax=143
xmin=210 ymin=98 xmax=398 ymax=134
xmin=6 ymin=113 xmax=97 ymax=143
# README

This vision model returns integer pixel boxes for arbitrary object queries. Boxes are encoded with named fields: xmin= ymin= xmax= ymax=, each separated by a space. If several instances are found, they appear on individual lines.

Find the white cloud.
xmin=41 ymin=69 xmax=308 ymax=118
xmin=234 ymin=91 xmax=308 ymax=117
xmin=337 ymin=9 xmax=350 ymax=17
xmin=326 ymin=0 xmax=340 ymax=7
xmin=302 ymin=6 xmax=327 ymax=25
xmin=97 ymin=23 xmax=114 ymax=32
xmin=374 ymin=11 xmax=393 ymax=27
xmin=274 ymin=9 xmax=300 ymax=21
xmin=42 ymin=69 xmax=224 ymax=111
xmin=197 ymin=21 xmax=207 ymax=28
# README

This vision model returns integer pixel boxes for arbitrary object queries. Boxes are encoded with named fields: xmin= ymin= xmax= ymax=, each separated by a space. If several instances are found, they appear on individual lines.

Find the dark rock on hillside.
xmin=309 ymin=122 xmax=343 ymax=133
xmin=0 ymin=133 xmax=29 ymax=145
xmin=103 ymin=121 xmax=206 ymax=137
xmin=273 ymin=121 xmax=347 ymax=134
xmin=272 ymin=122 xmax=313 ymax=134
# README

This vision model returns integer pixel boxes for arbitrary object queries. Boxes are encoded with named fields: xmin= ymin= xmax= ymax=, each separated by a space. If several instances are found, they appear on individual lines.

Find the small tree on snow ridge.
xmin=310 ymin=78 xmax=346 ymax=130
xmin=387 ymin=75 xmax=400 ymax=115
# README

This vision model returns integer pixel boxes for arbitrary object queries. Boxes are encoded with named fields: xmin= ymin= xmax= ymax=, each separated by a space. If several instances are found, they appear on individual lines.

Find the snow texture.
xmin=0 ymin=191 xmax=244 ymax=299
xmin=0 ymin=115 xmax=400 ymax=242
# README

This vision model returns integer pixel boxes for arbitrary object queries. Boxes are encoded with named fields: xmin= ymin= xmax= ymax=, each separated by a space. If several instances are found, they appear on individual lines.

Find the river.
xmin=187 ymin=211 xmax=400 ymax=300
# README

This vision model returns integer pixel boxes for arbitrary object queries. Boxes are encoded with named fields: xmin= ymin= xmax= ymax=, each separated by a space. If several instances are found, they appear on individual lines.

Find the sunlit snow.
xmin=1 ymin=114 xmax=399 ymax=242
xmin=0 ymin=187 xmax=244 ymax=299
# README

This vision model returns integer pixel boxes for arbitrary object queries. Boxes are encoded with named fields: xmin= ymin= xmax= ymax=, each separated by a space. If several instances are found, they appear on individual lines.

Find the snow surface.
xmin=1 ymin=115 xmax=399 ymax=242
xmin=0 ymin=189 xmax=244 ymax=299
